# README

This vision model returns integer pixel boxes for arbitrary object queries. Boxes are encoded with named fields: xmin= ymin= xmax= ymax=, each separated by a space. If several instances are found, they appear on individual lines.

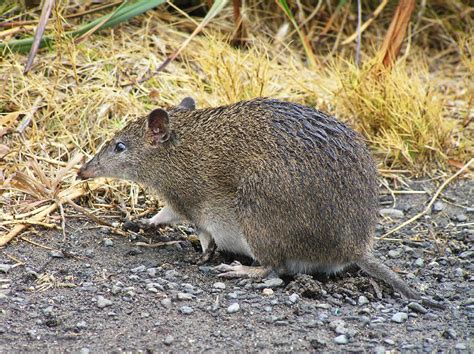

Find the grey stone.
xmin=380 ymin=208 xmax=404 ymax=219
xmin=177 ymin=292 xmax=194 ymax=301
xmin=374 ymin=346 xmax=386 ymax=354
xmin=334 ymin=335 xmax=349 ymax=345
xmin=414 ymin=258 xmax=424 ymax=267
xmin=455 ymin=214 xmax=468 ymax=222
xmin=76 ymin=320 xmax=87 ymax=329
xmin=164 ymin=335 xmax=174 ymax=345
xmin=147 ymin=268 xmax=157 ymax=277
xmin=455 ymin=343 xmax=467 ymax=350
xmin=358 ymin=296 xmax=369 ymax=305
xmin=0 ymin=264 xmax=12 ymax=273
xmin=227 ymin=303 xmax=240 ymax=313
xmin=432 ymin=201 xmax=445 ymax=212
xmin=408 ymin=302 xmax=428 ymax=314
xmin=161 ymin=298 xmax=172 ymax=308
xmin=131 ymin=265 xmax=146 ymax=273
xmin=49 ymin=250 xmax=64 ymax=258
xmin=103 ymin=238 xmax=114 ymax=246
xmin=263 ymin=278 xmax=284 ymax=289
xmin=384 ymin=339 xmax=395 ymax=345
xmin=111 ymin=285 xmax=122 ymax=295
xmin=388 ymin=248 xmax=403 ymax=259
xmin=391 ymin=312 xmax=408 ymax=323
xmin=289 ymin=293 xmax=299 ymax=304
xmin=454 ymin=267 xmax=465 ymax=277
xmin=212 ymin=282 xmax=226 ymax=290
xmin=179 ymin=306 xmax=193 ymax=314
xmin=97 ymin=296 xmax=113 ymax=308
xmin=443 ymin=328 xmax=457 ymax=339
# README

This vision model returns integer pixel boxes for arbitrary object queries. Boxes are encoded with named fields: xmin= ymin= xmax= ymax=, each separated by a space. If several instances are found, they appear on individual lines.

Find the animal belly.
xmin=284 ymin=259 xmax=349 ymax=275
xmin=202 ymin=219 xmax=254 ymax=258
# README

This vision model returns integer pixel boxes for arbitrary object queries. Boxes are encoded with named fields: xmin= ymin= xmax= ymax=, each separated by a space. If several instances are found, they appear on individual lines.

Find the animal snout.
xmin=77 ymin=165 xmax=92 ymax=180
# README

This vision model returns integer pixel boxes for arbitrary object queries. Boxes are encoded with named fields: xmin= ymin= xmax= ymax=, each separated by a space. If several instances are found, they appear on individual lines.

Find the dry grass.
xmin=0 ymin=2 xmax=472 ymax=242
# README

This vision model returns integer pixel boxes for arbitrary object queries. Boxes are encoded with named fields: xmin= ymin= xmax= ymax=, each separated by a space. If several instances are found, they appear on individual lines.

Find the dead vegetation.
xmin=0 ymin=1 xmax=472 ymax=245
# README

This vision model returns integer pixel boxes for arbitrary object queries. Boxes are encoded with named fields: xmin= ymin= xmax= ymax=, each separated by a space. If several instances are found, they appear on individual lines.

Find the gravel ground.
xmin=0 ymin=179 xmax=472 ymax=352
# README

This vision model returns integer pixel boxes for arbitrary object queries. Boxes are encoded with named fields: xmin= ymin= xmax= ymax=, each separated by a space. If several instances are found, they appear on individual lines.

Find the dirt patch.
xmin=0 ymin=179 xmax=472 ymax=351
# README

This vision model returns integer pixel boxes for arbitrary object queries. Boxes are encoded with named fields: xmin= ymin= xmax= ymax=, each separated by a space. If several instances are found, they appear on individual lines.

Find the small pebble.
xmin=80 ymin=348 xmax=90 ymax=354
xmin=227 ymin=303 xmax=240 ymax=314
xmin=374 ymin=346 xmax=386 ymax=354
xmin=0 ymin=264 xmax=12 ymax=273
xmin=388 ymin=249 xmax=403 ymax=259
xmin=455 ymin=214 xmax=467 ymax=222
xmin=49 ymin=250 xmax=64 ymax=258
xmin=163 ymin=335 xmax=174 ymax=346
xmin=455 ymin=343 xmax=467 ymax=350
xmin=334 ymin=335 xmax=349 ymax=345
xmin=432 ymin=201 xmax=445 ymax=212
xmin=212 ymin=282 xmax=226 ymax=290
xmin=179 ymin=306 xmax=193 ymax=315
xmin=414 ymin=258 xmax=424 ymax=267
xmin=177 ymin=292 xmax=193 ymax=301
xmin=103 ymin=238 xmax=114 ymax=247
xmin=76 ymin=321 xmax=87 ymax=329
xmin=358 ymin=296 xmax=369 ymax=305
xmin=408 ymin=302 xmax=428 ymax=314
xmin=443 ymin=328 xmax=457 ymax=339
xmin=262 ymin=288 xmax=274 ymax=296
xmin=147 ymin=268 xmax=157 ymax=277
xmin=391 ymin=312 xmax=408 ymax=323
xmin=379 ymin=208 xmax=404 ymax=219
xmin=384 ymin=339 xmax=395 ymax=345
xmin=161 ymin=298 xmax=172 ymax=308
xmin=131 ymin=265 xmax=146 ymax=273
xmin=454 ymin=268 xmax=465 ymax=278
xmin=289 ymin=293 xmax=299 ymax=304
xmin=262 ymin=278 xmax=284 ymax=289
xmin=97 ymin=296 xmax=113 ymax=308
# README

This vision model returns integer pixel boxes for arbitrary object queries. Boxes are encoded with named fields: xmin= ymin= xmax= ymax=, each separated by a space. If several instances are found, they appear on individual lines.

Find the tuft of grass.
xmin=329 ymin=58 xmax=465 ymax=173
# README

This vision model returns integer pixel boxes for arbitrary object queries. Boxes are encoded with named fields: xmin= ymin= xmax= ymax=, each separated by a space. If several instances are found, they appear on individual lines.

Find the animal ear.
xmin=147 ymin=108 xmax=170 ymax=145
xmin=178 ymin=97 xmax=196 ymax=111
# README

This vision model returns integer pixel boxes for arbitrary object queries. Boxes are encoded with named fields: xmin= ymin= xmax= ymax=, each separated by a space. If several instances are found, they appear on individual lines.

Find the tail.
xmin=357 ymin=253 xmax=420 ymax=299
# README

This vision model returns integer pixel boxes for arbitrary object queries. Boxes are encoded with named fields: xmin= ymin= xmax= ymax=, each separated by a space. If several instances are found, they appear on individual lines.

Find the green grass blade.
xmin=0 ymin=0 xmax=166 ymax=54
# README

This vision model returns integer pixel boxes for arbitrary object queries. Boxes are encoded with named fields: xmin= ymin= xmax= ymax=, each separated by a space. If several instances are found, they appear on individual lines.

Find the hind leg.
xmin=215 ymin=261 xmax=272 ymax=279
xmin=196 ymin=229 xmax=217 ymax=264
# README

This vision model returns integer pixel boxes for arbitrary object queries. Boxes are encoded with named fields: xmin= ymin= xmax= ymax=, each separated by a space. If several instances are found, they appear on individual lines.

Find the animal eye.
xmin=114 ymin=142 xmax=126 ymax=153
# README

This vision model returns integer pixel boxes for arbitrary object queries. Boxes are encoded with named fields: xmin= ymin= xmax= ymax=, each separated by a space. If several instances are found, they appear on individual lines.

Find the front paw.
xmin=133 ymin=218 xmax=155 ymax=231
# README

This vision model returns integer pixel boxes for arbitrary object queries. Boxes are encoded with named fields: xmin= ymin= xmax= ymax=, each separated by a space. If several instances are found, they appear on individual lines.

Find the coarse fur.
xmin=78 ymin=97 xmax=418 ymax=299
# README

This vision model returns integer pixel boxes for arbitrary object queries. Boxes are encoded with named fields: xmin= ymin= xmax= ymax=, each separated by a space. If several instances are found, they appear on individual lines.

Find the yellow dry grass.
xmin=0 ymin=3 xmax=472 ymax=243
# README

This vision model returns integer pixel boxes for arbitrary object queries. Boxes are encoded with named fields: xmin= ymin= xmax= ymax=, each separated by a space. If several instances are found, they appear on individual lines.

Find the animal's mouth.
xmin=77 ymin=164 xmax=96 ymax=180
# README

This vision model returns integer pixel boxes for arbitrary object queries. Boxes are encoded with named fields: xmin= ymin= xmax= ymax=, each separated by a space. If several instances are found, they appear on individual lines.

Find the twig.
xmin=2 ymin=252 xmax=24 ymax=265
xmin=65 ymin=197 xmax=130 ymax=237
xmin=135 ymin=241 xmax=180 ymax=248
xmin=19 ymin=236 xmax=55 ymax=250
xmin=0 ymin=220 xmax=59 ymax=228
xmin=65 ymin=198 xmax=114 ymax=227
xmin=381 ymin=159 xmax=473 ymax=239
xmin=24 ymin=0 xmax=55 ymax=74
xmin=355 ymin=0 xmax=362 ymax=66
xmin=16 ymin=96 xmax=43 ymax=134
xmin=342 ymin=0 xmax=389 ymax=45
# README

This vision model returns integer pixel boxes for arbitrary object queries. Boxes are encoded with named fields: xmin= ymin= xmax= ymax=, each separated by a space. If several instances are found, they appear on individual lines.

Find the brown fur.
xmin=78 ymin=98 xmax=418 ymax=299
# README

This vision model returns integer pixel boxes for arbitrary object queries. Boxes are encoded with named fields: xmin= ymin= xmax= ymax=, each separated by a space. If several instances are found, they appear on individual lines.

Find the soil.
xmin=0 ymin=179 xmax=472 ymax=352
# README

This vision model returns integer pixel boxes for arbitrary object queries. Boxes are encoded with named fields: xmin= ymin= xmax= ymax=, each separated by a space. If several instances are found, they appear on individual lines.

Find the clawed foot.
xmin=196 ymin=240 xmax=217 ymax=265
xmin=134 ymin=218 xmax=156 ymax=231
xmin=214 ymin=261 xmax=272 ymax=279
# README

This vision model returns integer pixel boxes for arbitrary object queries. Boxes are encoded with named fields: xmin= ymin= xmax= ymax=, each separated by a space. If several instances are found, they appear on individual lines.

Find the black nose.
xmin=77 ymin=166 xmax=89 ymax=180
